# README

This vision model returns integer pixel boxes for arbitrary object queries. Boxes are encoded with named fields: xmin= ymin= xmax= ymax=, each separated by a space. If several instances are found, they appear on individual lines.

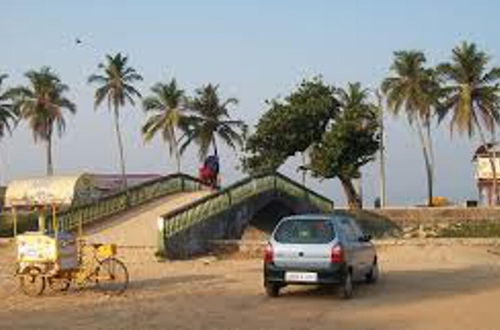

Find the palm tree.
xmin=0 ymin=74 xmax=17 ymax=139
xmin=437 ymin=42 xmax=500 ymax=205
xmin=9 ymin=67 xmax=76 ymax=176
xmin=382 ymin=50 xmax=440 ymax=206
xmin=142 ymin=78 xmax=186 ymax=173
xmin=181 ymin=84 xmax=246 ymax=164
xmin=88 ymin=53 xmax=143 ymax=191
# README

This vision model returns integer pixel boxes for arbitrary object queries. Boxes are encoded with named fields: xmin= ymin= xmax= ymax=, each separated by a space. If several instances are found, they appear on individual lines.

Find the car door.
xmin=337 ymin=217 xmax=363 ymax=279
xmin=349 ymin=219 xmax=373 ymax=275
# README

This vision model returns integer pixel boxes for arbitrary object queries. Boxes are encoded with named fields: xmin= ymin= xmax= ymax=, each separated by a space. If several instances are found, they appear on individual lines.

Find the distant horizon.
xmin=2 ymin=0 xmax=498 ymax=206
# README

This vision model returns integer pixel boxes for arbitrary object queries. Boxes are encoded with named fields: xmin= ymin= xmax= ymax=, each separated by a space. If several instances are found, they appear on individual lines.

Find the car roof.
xmin=281 ymin=212 xmax=352 ymax=223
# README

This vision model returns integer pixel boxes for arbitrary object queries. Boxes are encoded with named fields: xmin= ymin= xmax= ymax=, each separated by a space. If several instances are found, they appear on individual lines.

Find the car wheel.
xmin=339 ymin=271 xmax=353 ymax=299
xmin=265 ymin=283 xmax=280 ymax=297
xmin=366 ymin=260 xmax=379 ymax=284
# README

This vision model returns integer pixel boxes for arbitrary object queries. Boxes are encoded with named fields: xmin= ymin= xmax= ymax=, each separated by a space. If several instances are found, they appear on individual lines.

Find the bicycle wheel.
xmin=95 ymin=258 xmax=129 ymax=295
xmin=19 ymin=267 xmax=45 ymax=297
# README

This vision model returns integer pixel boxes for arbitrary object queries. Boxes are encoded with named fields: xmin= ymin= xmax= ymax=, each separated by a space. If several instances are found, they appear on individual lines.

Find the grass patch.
xmin=438 ymin=221 xmax=500 ymax=238
xmin=335 ymin=209 xmax=402 ymax=238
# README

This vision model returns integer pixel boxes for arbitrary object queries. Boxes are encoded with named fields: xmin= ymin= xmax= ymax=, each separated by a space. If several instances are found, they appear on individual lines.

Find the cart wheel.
xmin=19 ymin=267 xmax=45 ymax=297
xmin=95 ymin=258 xmax=129 ymax=295
xmin=48 ymin=277 xmax=71 ymax=292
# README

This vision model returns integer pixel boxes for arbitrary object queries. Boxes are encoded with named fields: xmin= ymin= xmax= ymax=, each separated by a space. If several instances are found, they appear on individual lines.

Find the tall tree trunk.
xmin=474 ymin=114 xmax=498 ymax=206
xmin=426 ymin=119 xmax=435 ymax=192
xmin=47 ymin=134 xmax=53 ymax=176
xmin=339 ymin=175 xmax=362 ymax=209
xmin=301 ymin=152 xmax=307 ymax=187
xmin=173 ymin=127 xmax=181 ymax=173
xmin=377 ymin=91 xmax=386 ymax=208
xmin=491 ymin=127 xmax=499 ymax=205
xmin=212 ymin=137 xmax=218 ymax=157
xmin=113 ymin=106 xmax=128 ymax=192
xmin=414 ymin=117 xmax=433 ymax=206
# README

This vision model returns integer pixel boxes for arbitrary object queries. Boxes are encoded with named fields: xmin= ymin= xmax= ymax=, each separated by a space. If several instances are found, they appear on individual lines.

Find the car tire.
xmin=339 ymin=271 xmax=353 ymax=300
xmin=265 ymin=283 xmax=280 ymax=297
xmin=366 ymin=260 xmax=379 ymax=284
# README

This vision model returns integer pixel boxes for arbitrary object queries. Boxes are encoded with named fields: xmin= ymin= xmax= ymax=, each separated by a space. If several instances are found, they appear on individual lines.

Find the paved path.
xmin=84 ymin=190 xmax=211 ymax=248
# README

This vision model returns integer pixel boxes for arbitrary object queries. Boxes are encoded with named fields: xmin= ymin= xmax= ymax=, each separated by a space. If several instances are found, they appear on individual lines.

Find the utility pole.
xmin=376 ymin=90 xmax=387 ymax=208
xmin=491 ymin=125 xmax=498 ymax=206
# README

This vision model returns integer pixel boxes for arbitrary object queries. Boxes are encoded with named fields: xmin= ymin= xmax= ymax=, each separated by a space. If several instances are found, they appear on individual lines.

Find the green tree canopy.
xmin=437 ymin=42 xmax=500 ymax=136
xmin=308 ymin=82 xmax=380 ymax=208
xmin=181 ymin=84 xmax=246 ymax=162
xmin=0 ymin=74 xmax=17 ymax=139
xmin=242 ymin=77 xmax=338 ymax=174
xmin=9 ymin=67 xmax=76 ymax=176
xmin=142 ymin=78 xmax=187 ymax=173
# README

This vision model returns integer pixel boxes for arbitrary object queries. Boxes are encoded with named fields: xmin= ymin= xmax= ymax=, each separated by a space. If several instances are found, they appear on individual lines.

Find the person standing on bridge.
xmin=199 ymin=155 xmax=220 ymax=189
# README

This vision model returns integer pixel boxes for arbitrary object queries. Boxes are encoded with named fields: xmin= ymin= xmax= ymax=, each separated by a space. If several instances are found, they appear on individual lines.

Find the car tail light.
xmin=331 ymin=244 xmax=344 ymax=263
xmin=264 ymin=243 xmax=274 ymax=264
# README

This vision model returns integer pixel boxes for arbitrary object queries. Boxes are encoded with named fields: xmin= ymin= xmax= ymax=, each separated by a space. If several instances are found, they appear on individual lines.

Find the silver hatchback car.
xmin=263 ymin=213 xmax=378 ymax=299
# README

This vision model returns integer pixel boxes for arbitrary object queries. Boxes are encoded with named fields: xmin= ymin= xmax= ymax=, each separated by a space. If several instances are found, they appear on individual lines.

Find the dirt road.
xmin=2 ymin=244 xmax=500 ymax=329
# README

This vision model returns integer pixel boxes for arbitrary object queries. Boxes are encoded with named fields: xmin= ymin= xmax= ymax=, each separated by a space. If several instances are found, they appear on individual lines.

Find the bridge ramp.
xmin=84 ymin=190 xmax=211 ymax=248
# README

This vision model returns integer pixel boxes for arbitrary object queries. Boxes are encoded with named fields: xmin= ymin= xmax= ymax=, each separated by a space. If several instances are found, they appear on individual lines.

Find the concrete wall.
xmin=164 ymin=191 xmax=324 ymax=259
xmin=370 ymin=207 xmax=500 ymax=227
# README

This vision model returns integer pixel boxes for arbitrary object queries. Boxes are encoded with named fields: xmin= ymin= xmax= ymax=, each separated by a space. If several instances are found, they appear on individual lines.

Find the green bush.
xmin=438 ymin=221 xmax=500 ymax=238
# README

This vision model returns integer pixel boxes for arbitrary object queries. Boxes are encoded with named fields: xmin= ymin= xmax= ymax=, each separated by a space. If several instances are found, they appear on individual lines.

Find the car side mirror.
xmin=359 ymin=234 xmax=372 ymax=242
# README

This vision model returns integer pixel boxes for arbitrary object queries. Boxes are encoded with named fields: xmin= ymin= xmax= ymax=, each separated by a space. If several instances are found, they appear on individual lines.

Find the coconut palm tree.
xmin=437 ymin=41 xmax=500 ymax=205
xmin=88 ymin=53 xmax=143 ymax=190
xmin=142 ymin=78 xmax=186 ymax=173
xmin=382 ymin=50 xmax=440 ymax=206
xmin=9 ymin=67 xmax=76 ymax=176
xmin=181 ymin=84 xmax=246 ymax=164
xmin=0 ymin=74 xmax=17 ymax=139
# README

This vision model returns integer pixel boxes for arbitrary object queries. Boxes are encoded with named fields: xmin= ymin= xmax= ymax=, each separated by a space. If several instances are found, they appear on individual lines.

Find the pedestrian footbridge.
xmin=157 ymin=173 xmax=334 ymax=258
xmin=51 ymin=172 xmax=334 ymax=259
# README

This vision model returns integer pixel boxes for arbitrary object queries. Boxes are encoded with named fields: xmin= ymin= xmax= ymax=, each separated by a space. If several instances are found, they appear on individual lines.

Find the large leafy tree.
xmin=9 ymin=67 xmax=76 ymax=176
xmin=437 ymin=42 xmax=500 ymax=204
xmin=181 ymin=84 xmax=246 ymax=164
xmin=242 ymin=101 xmax=292 ymax=174
xmin=308 ymin=82 xmax=380 ymax=209
xmin=242 ymin=77 xmax=338 ymax=175
xmin=88 ymin=53 xmax=143 ymax=190
xmin=0 ymin=74 xmax=17 ymax=139
xmin=382 ymin=50 xmax=440 ymax=206
xmin=142 ymin=78 xmax=186 ymax=173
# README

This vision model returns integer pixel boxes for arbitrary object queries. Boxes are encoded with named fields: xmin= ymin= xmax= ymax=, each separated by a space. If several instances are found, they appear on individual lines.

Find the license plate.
xmin=285 ymin=272 xmax=317 ymax=282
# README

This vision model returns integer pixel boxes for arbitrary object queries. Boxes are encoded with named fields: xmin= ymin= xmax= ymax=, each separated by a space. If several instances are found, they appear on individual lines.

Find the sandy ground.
xmin=2 ymin=243 xmax=500 ymax=330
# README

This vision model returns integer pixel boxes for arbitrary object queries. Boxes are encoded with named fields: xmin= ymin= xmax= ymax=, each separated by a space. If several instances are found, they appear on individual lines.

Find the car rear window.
xmin=273 ymin=219 xmax=335 ymax=244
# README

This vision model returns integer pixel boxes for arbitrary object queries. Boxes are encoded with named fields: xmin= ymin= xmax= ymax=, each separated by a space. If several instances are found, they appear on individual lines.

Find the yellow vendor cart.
xmin=5 ymin=185 xmax=129 ymax=296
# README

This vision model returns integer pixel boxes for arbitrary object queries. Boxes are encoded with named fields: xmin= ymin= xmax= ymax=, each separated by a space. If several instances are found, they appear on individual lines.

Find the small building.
xmin=474 ymin=143 xmax=500 ymax=206
xmin=4 ymin=173 xmax=161 ymax=211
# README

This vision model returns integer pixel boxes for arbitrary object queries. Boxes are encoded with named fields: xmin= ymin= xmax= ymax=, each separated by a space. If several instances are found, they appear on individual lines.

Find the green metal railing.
xmin=160 ymin=172 xmax=334 ymax=241
xmin=51 ymin=173 xmax=204 ymax=232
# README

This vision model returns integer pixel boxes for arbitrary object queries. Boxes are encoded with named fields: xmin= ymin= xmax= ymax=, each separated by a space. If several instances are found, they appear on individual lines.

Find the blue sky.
xmin=1 ymin=0 xmax=500 ymax=206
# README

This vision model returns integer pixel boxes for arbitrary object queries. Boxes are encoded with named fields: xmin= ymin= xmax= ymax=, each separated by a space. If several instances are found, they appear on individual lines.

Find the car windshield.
xmin=274 ymin=219 xmax=335 ymax=244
